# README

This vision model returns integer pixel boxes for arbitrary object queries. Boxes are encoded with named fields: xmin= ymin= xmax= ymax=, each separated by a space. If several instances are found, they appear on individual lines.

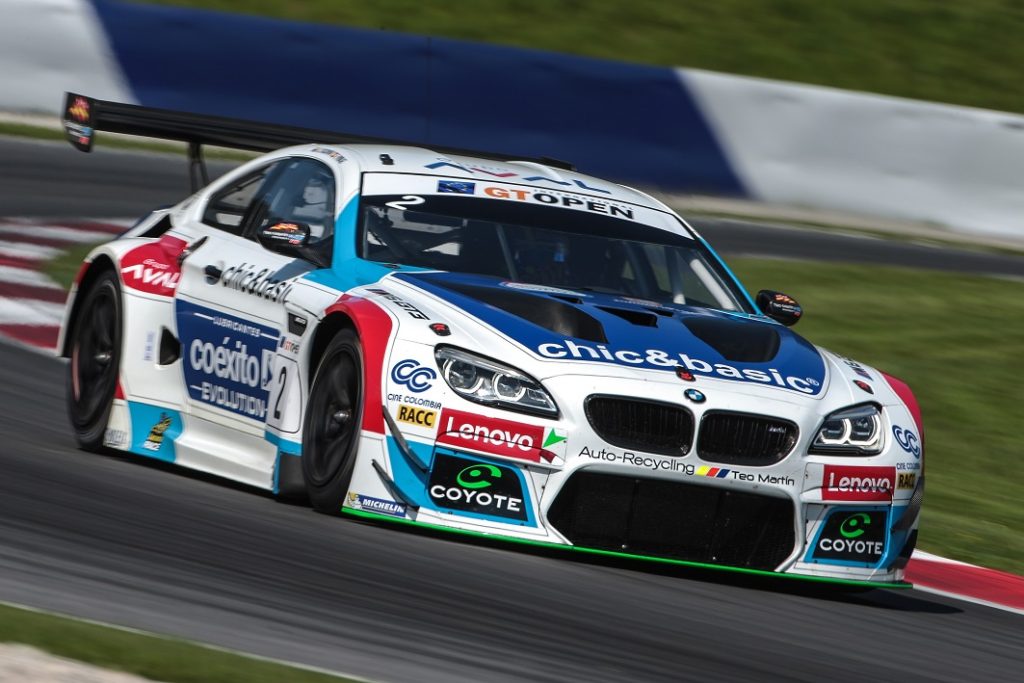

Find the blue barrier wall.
xmin=90 ymin=0 xmax=746 ymax=194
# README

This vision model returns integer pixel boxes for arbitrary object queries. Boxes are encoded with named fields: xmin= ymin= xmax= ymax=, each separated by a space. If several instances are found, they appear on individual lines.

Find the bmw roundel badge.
xmin=684 ymin=388 xmax=706 ymax=403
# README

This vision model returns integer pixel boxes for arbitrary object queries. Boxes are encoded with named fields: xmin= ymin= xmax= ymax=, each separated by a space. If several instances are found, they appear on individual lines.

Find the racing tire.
xmin=66 ymin=269 xmax=122 ymax=451
xmin=302 ymin=328 xmax=364 ymax=514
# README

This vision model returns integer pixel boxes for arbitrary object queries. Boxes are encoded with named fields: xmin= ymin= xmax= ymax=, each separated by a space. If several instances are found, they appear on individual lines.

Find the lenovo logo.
xmin=822 ymin=465 xmax=895 ymax=502
xmin=436 ymin=409 xmax=558 ymax=463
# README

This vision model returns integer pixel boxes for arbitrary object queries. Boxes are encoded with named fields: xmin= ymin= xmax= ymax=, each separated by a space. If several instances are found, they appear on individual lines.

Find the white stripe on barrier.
xmin=0 ymin=265 xmax=61 ymax=288
xmin=0 ymin=0 xmax=136 ymax=115
xmin=681 ymin=67 xmax=1024 ymax=240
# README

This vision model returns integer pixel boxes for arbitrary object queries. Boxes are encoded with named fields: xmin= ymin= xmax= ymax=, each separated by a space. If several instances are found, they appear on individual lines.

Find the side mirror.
xmin=756 ymin=290 xmax=802 ymax=326
xmin=257 ymin=220 xmax=311 ymax=256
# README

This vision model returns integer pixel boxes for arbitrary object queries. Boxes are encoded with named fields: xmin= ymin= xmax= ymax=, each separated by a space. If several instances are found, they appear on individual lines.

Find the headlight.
xmin=810 ymin=403 xmax=883 ymax=455
xmin=435 ymin=346 xmax=558 ymax=417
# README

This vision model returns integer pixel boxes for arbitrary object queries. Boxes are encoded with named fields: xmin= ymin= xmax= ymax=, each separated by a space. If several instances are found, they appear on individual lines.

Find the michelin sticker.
xmin=177 ymin=300 xmax=278 ymax=420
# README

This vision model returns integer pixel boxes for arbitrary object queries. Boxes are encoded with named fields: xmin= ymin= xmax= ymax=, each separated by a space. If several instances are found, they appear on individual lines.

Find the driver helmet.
xmin=302 ymin=174 xmax=330 ymax=206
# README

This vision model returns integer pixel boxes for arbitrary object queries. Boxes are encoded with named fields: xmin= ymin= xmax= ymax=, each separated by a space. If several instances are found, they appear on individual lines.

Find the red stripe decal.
xmin=325 ymin=295 xmax=393 ymax=435
xmin=882 ymin=372 xmax=924 ymax=439
xmin=906 ymin=558 xmax=1024 ymax=610
xmin=73 ymin=260 xmax=90 ymax=287
xmin=0 ymin=255 xmax=42 ymax=269
xmin=0 ymin=324 xmax=59 ymax=349
xmin=0 ymin=281 xmax=68 ymax=304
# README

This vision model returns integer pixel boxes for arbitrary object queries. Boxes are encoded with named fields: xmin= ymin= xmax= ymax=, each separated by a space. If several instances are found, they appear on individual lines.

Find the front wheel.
xmin=302 ymin=328 xmax=364 ymax=514
xmin=66 ymin=269 xmax=122 ymax=451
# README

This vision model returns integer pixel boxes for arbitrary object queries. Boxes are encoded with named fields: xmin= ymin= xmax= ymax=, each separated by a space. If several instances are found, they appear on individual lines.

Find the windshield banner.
xmin=361 ymin=173 xmax=689 ymax=236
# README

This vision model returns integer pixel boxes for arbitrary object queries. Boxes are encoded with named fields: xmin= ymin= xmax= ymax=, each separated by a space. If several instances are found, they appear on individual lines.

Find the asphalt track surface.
xmin=1 ymin=137 xmax=1022 ymax=682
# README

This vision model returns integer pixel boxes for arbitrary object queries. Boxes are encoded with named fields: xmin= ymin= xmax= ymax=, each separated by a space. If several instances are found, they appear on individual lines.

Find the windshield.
xmin=358 ymin=174 xmax=753 ymax=313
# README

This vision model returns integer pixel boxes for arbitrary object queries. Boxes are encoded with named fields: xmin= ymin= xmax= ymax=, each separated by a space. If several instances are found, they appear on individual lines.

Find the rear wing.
xmin=60 ymin=92 xmax=574 ymax=192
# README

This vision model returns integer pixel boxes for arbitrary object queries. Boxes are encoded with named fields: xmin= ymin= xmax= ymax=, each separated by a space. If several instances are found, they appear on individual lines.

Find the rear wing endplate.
xmin=60 ymin=92 xmax=574 ymax=192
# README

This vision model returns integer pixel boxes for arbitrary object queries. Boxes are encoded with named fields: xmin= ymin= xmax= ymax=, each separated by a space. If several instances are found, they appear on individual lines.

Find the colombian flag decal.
xmin=696 ymin=466 xmax=731 ymax=478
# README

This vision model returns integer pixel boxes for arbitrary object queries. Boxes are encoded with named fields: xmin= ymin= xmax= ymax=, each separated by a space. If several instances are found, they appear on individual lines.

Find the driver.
xmin=291 ymin=174 xmax=332 ymax=238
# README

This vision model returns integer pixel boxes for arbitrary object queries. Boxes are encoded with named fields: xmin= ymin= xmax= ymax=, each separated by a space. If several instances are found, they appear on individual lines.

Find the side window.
xmin=201 ymin=164 xmax=277 ymax=235
xmin=244 ymin=158 xmax=336 ymax=265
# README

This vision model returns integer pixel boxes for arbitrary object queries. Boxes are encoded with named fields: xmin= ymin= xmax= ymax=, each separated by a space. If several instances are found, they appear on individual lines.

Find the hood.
xmin=396 ymin=272 xmax=827 ymax=396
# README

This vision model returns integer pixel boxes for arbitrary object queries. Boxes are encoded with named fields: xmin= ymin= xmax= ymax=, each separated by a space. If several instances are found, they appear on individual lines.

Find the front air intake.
xmin=697 ymin=411 xmax=798 ymax=466
xmin=585 ymin=395 xmax=693 ymax=456
xmin=548 ymin=471 xmax=796 ymax=570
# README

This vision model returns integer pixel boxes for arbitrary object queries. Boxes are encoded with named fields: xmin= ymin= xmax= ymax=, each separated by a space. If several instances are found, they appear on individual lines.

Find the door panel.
xmin=168 ymin=156 xmax=338 ymax=485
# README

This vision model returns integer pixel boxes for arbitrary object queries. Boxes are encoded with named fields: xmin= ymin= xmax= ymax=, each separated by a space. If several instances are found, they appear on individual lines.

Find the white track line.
xmin=0 ymin=265 xmax=61 ymax=288
xmin=0 ymin=298 xmax=66 ymax=325
xmin=0 ymin=242 xmax=61 ymax=260
xmin=913 ymin=584 xmax=1024 ymax=616
xmin=912 ymin=550 xmax=973 ymax=566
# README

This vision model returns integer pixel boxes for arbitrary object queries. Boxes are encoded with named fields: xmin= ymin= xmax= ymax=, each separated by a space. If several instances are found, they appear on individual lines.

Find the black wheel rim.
xmin=307 ymin=347 xmax=360 ymax=487
xmin=71 ymin=282 xmax=119 ymax=428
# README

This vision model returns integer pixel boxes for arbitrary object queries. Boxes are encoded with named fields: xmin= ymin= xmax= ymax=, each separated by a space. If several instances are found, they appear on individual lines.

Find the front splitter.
xmin=343 ymin=508 xmax=914 ymax=590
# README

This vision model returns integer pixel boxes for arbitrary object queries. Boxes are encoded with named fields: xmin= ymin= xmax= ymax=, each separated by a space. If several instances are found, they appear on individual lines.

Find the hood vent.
xmin=596 ymin=306 xmax=659 ymax=328
xmin=438 ymin=281 xmax=607 ymax=343
xmin=682 ymin=316 xmax=780 ymax=363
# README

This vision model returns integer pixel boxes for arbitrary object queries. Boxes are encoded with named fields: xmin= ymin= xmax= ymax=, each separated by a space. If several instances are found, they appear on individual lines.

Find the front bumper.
xmin=348 ymin=367 xmax=921 ymax=585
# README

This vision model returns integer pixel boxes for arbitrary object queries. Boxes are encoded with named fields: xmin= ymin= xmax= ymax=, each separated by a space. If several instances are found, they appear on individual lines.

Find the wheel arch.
xmin=307 ymin=312 xmax=356 ymax=383
xmin=60 ymin=254 xmax=118 ymax=358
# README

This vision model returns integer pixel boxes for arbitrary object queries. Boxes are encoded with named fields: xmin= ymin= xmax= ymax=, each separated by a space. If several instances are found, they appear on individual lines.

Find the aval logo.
xmin=118 ymin=236 xmax=187 ymax=297
xmin=892 ymin=425 xmax=921 ymax=458
xmin=390 ymin=359 xmax=436 ymax=393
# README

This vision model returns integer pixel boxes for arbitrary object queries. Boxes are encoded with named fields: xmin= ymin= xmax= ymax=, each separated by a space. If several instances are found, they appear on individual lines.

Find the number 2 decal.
xmin=273 ymin=366 xmax=287 ymax=420
xmin=385 ymin=195 xmax=425 ymax=211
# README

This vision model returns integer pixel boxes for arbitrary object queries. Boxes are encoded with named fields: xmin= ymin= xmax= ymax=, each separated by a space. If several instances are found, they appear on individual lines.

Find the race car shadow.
xmin=353 ymin=514 xmax=963 ymax=615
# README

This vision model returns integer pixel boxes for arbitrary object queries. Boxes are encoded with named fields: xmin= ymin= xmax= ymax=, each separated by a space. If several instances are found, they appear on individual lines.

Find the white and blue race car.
xmin=59 ymin=94 xmax=924 ymax=586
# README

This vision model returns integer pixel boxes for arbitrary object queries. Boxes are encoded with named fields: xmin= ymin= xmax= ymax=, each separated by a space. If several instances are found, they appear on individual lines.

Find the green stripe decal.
xmin=342 ymin=508 xmax=913 ymax=589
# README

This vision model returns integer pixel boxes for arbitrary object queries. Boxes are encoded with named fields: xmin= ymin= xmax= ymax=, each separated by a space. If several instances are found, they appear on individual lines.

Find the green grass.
xmin=731 ymin=258 xmax=1024 ymax=574
xmin=0 ymin=602 xmax=358 ymax=683
xmin=43 ymin=241 xmax=101 ymax=290
xmin=142 ymin=0 xmax=1024 ymax=114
